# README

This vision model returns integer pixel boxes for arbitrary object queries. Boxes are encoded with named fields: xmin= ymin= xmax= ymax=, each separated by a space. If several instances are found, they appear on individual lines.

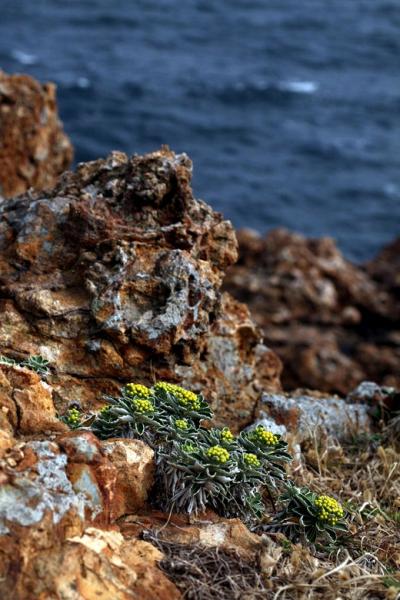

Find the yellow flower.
xmin=175 ymin=418 xmax=189 ymax=430
xmin=125 ymin=383 xmax=152 ymax=398
xmin=206 ymin=445 xmax=230 ymax=464
xmin=131 ymin=397 xmax=154 ymax=414
xmin=243 ymin=453 xmax=261 ymax=468
xmin=154 ymin=382 xmax=201 ymax=410
xmin=220 ymin=427 xmax=234 ymax=443
xmin=67 ymin=408 xmax=81 ymax=424
xmin=314 ymin=495 xmax=344 ymax=526
xmin=251 ymin=426 xmax=278 ymax=447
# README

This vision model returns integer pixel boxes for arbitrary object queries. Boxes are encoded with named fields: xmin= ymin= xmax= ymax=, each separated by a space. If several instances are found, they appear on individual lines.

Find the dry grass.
xmin=265 ymin=419 xmax=400 ymax=599
xmin=143 ymin=530 xmax=267 ymax=599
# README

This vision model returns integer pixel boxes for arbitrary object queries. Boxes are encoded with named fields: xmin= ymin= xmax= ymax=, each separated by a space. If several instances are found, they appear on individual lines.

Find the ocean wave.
xmin=278 ymin=80 xmax=319 ymax=94
xmin=11 ymin=49 xmax=38 ymax=65
xmin=202 ymin=78 xmax=319 ymax=104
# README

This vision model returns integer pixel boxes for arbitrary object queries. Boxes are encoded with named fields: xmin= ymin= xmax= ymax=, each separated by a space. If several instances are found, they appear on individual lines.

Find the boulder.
xmin=257 ymin=389 xmax=371 ymax=443
xmin=0 ymin=70 xmax=73 ymax=198
xmin=224 ymin=228 xmax=400 ymax=394
xmin=0 ymin=147 xmax=280 ymax=431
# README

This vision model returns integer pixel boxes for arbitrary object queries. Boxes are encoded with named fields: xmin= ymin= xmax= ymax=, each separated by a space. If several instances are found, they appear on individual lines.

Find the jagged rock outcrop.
xmin=0 ymin=70 xmax=73 ymax=199
xmin=0 ymin=148 xmax=279 ymax=431
xmin=224 ymin=228 xmax=400 ymax=395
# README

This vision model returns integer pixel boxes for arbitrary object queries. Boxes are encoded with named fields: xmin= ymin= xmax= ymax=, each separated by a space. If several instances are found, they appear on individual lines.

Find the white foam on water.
xmin=11 ymin=49 xmax=38 ymax=65
xmin=279 ymin=80 xmax=319 ymax=94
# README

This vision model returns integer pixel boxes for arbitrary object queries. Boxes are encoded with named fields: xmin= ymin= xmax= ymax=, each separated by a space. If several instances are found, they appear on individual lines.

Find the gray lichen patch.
xmin=0 ymin=441 xmax=90 ymax=534
xmin=260 ymin=392 xmax=371 ymax=442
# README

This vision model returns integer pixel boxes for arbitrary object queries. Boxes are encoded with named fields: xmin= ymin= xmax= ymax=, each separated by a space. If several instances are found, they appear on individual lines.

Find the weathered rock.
xmin=122 ymin=509 xmax=264 ymax=561
xmin=347 ymin=381 xmax=399 ymax=413
xmin=0 ymin=363 xmax=67 ymax=436
xmin=0 ymin=433 xmax=175 ymax=599
xmin=0 ymin=148 xmax=279 ymax=431
xmin=102 ymin=438 xmax=155 ymax=520
xmin=0 ymin=440 xmax=90 ymax=537
xmin=0 ymin=521 xmax=181 ymax=599
xmin=257 ymin=389 xmax=371 ymax=443
xmin=224 ymin=228 xmax=400 ymax=394
xmin=0 ymin=70 xmax=73 ymax=199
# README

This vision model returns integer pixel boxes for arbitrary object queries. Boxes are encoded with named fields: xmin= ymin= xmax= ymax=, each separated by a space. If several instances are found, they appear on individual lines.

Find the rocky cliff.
xmin=0 ymin=147 xmax=281 ymax=432
xmin=0 ymin=70 xmax=73 ymax=198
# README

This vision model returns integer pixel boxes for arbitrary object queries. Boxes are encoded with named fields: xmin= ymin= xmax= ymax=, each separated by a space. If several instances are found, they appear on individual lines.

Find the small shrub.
xmin=63 ymin=380 xmax=348 ymax=541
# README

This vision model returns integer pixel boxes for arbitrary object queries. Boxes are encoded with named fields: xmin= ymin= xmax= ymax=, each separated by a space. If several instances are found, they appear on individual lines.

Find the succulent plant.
xmin=238 ymin=425 xmax=292 ymax=488
xmin=60 ymin=407 xmax=82 ymax=429
xmin=0 ymin=353 xmax=50 ymax=376
xmin=157 ymin=439 xmax=238 ymax=514
xmin=81 ymin=380 xmax=348 ymax=535
xmin=266 ymin=483 xmax=347 ymax=543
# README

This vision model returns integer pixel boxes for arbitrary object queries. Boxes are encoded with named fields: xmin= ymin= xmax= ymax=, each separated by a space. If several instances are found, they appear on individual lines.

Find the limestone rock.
xmin=257 ymin=389 xmax=371 ymax=443
xmin=102 ymin=438 xmax=155 ymax=520
xmin=122 ymin=509 xmax=264 ymax=561
xmin=0 ymin=148 xmax=279 ymax=431
xmin=0 ymin=521 xmax=180 ymax=600
xmin=0 ymin=363 xmax=67 ymax=435
xmin=224 ymin=228 xmax=400 ymax=394
xmin=0 ymin=70 xmax=73 ymax=198
xmin=0 ymin=433 xmax=174 ymax=599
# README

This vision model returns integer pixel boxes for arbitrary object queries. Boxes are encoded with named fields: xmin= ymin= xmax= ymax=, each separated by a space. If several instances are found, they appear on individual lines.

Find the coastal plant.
xmin=62 ymin=379 xmax=349 ymax=540
xmin=60 ymin=407 xmax=82 ymax=430
xmin=0 ymin=354 xmax=50 ymax=376
xmin=267 ymin=482 xmax=347 ymax=543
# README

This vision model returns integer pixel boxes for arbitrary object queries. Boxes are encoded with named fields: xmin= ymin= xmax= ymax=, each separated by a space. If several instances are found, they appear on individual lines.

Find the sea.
xmin=1 ymin=0 xmax=399 ymax=262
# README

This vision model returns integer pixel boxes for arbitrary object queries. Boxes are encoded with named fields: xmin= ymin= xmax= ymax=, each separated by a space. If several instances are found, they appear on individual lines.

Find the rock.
xmin=0 ymin=363 xmax=67 ymax=435
xmin=102 ymin=438 xmax=155 ymax=520
xmin=0 ymin=440 xmax=90 ymax=537
xmin=224 ymin=228 xmax=400 ymax=394
xmin=0 ymin=523 xmax=181 ymax=599
xmin=0 ymin=434 xmax=176 ymax=599
xmin=257 ymin=389 xmax=372 ymax=443
xmin=0 ymin=70 xmax=73 ymax=199
xmin=122 ymin=509 xmax=264 ymax=561
xmin=347 ymin=381 xmax=399 ymax=413
xmin=58 ymin=431 xmax=118 ymax=525
xmin=0 ymin=147 xmax=280 ymax=432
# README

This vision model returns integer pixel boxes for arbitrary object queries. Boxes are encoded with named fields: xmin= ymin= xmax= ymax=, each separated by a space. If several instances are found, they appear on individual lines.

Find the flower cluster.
xmin=315 ymin=495 xmax=344 ymax=526
xmin=268 ymin=484 xmax=348 ymax=543
xmin=250 ymin=426 xmax=278 ymax=447
xmin=131 ymin=397 xmax=154 ymax=414
xmin=154 ymin=381 xmax=201 ymax=410
xmin=125 ymin=383 xmax=152 ymax=398
xmin=220 ymin=427 xmax=234 ymax=443
xmin=175 ymin=418 xmax=189 ymax=430
xmin=206 ymin=445 xmax=230 ymax=464
xmin=243 ymin=453 xmax=261 ymax=468
xmin=62 ymin=407 xmax=81 ymax=429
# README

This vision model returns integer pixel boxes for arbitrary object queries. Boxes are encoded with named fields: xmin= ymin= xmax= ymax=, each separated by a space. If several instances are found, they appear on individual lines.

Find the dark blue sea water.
xmin=1 ymin=0 xmax=399 ymax=261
